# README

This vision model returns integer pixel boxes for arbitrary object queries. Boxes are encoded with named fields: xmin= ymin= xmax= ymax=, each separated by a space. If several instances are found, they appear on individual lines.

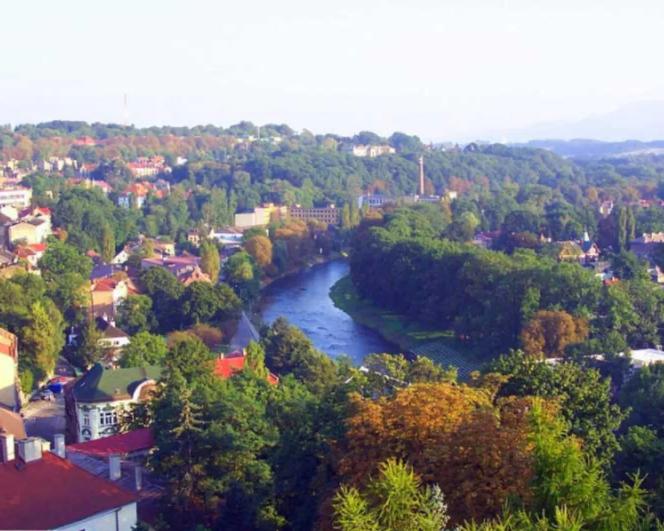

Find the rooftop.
xmin=0 ymin=451 xmax=137 ymax=530
xmin=67 ymin=428 xmax=154 ymax=458
xmin=0 ymin=408 xmax=26 ymax=439
xmin=73 ymin=363 xmax=163 ymax=403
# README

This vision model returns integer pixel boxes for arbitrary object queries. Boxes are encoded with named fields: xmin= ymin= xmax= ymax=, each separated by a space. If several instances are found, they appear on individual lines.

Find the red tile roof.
xmin=214 ymin=355 xmax=279 ymax=385
xmin=0 ymin=451 xmax=137 ymax=529
xmin=67 ymin=428 xmax=154 ymax=457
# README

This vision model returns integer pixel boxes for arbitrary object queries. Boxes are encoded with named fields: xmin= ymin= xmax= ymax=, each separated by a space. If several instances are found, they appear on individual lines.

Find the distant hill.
xmin=498 ymin=100 xmax=664 ymax=148
xmin=515 ymin=138 xmax=664 ymax=160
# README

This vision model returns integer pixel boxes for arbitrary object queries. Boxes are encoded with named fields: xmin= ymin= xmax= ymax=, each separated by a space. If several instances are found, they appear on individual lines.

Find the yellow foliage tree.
xmin=336 ymin=383 xmax=536 ymax=524
xmin=245 ymin=235 xmax=273 ymax=268
xmin=520 ymin=310 xmax=589 ymax=358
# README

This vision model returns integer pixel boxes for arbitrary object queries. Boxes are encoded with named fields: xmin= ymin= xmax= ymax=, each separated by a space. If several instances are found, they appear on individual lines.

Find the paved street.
xmin=21 ymin=356 xmax=73 ymax=443
xmin=23 ymin=393 xmax=65 ymax=442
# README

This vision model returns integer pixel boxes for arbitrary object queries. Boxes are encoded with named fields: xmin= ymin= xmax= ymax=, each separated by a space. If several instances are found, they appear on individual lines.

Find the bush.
xmin=19 ymin=368 xmax=34 ymax=394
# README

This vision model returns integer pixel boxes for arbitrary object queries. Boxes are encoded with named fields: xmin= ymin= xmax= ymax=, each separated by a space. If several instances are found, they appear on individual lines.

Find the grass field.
xmin=329 ymin=275 xmax=485 ymax=379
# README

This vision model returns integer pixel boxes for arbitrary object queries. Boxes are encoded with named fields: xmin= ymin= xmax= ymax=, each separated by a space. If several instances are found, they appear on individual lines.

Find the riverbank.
xmin=259 ymin=252 xmax=343 ymax=290
xmin=258 ymin=260 xmax=395 ymax=363
xmin=329 ymin=275 xmax=484 ymax=378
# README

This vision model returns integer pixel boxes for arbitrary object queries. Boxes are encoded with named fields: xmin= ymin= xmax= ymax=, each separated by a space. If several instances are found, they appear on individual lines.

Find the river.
xmin=260 ymin=259 xmax=396 ymax=364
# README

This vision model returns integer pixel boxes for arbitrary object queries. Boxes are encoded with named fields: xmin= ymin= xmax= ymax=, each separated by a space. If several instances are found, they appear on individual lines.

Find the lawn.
xmin=330 ymin=276 xmax=485 ymax=379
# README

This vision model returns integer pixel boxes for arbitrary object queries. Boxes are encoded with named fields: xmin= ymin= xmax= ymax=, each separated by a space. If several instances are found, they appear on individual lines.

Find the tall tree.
xmin=200 ymin=240 xmax=220 ymax=283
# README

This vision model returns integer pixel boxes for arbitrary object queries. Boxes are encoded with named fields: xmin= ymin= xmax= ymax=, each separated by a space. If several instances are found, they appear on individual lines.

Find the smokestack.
xmin=418 ymin=156 xmax=425 ymax=196
xmin=109 ymin=454 xmax=121 ymax=481
xmin=0 ymin=432 xmax=14 ymax=463
xmin=53 ymin=434 xmax=65 ymax=458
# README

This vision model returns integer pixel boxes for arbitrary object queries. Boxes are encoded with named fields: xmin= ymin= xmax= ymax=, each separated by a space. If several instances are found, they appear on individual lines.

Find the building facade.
xmin=289 ymin=205 xmax=340 ymax=225
xmin=70 ymin=364 xmax=162 ymax=442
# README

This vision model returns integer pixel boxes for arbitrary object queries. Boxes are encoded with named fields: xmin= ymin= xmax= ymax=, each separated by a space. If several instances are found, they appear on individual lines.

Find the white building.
xmin=0 ymin=187 xmax=32 ymax=208
xmin=70 ymin=364 xmax=162 ymax=442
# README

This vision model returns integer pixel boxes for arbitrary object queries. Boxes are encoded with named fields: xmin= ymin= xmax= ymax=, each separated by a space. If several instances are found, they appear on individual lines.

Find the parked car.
xmin=39 ymin=389 xmax=54 ymax=401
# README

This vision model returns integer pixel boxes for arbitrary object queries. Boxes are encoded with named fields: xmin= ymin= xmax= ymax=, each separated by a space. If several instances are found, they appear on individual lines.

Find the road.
xmin=22 ymin=356 xmax=74 ymax=443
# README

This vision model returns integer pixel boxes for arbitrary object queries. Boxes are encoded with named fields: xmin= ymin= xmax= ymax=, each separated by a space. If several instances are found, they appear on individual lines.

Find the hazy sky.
xmin=3 ymin=0 xmax=664 ymax=141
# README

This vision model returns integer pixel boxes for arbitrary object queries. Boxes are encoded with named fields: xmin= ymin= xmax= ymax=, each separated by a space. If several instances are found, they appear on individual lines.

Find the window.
xmin=82 ymin=414 xmax=90 ymax=427
xmin=100 ymin=410 xmax=118 ymax=426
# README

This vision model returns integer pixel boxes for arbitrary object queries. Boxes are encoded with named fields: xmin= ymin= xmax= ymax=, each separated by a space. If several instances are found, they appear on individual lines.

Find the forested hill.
xmin=8 ymin=120 xmax=664 ymax=208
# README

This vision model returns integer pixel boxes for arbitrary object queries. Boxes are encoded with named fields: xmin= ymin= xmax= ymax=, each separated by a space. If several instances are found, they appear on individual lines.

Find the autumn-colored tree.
xmin=245 ymin=235 xmax=273 ymax=269
xmin=337 ymin=383 xmax=535 ymax=524
xmin=188 ymin=323 xmax=223 ymax=350
xmin=520 ymin=310 xmax=589 ymax=358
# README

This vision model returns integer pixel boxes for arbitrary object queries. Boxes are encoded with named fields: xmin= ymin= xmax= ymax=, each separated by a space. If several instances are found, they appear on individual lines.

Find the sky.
xmin=3 ymin=0 xmax=664 ymax=141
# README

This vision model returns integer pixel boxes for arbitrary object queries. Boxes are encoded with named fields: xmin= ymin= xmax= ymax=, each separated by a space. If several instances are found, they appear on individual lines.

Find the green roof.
xmin=72 ymin=363 xmax=163 ymax=403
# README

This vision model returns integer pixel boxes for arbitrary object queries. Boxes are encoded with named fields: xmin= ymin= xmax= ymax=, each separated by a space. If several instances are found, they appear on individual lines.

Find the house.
xmin=599 ymin=200 xmax=614 ymax=216
xmin=126 ymin=156 xmax=170 ymax=178
xmin=0 ymin=436 xmax=138 ymax=531
xmin=581 ymin=238 xmax=600 ymax=263
xmin=96 ymin=317 xmax=131 ymax=351
xmin=187 ymin=227 xmax=215 ymax=247
xmin=289 ymin=204 xmax=340 ymax=225
xmin=90 ymin=278 xmax=129 ymax=320
xmin=0 ymin=186 xmax=32 ymax=208
xmin=0 ymin=408 xmax=26 ymax=439
xmin=14 ymin=242 xmax=47 ymax=269
xmin=8 ymin=219 xmax=49 ymax=245
xmin=357 ymin=194 xmax=394 ymax=209
xmin=66 ymin=429 xmax=162 ymax=525
xmin=8 ymin=207 xmax=52 ymax=246
xmin=472 ymin=231 xmax=500 ymax=250
xmin=341 ymin=144 xmax=396 ymax=157
xmin=234 ymin=203 xmax=288 ymax=228
xmin=118 ymin=182 xmax=151 ymax=208
xmin=67 ymin=428 xmax=154 ymax=459
xmin=177 ymin=265 xmax=211 ymax=286
xmin=69 ymin=364 xmax=162 ymax=442
xmin=141 ymin=254 xmax=202 ymax=281
xmin=212 ymin=227 xmax=244 ymax=247
xmin=0 ymin=328 xmax=19 ymax=411
xmin=630 ymin=232 xmax=664 ymax=260
xmin=215 ymin=351 xmax=279 ymax=385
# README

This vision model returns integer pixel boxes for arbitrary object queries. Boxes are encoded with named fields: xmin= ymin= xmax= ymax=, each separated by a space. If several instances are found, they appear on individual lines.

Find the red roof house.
xmin=0 ymin=444 xmax=137 ymax=530
xmin=67 ymin=428 xmax=154 ymax=458
xmin=214 ymin=352 xmax=279 ymax=385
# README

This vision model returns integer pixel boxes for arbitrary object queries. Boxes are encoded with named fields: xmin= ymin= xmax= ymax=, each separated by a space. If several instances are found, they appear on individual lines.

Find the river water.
xmin=260 ymin=259 xmax=396 ymax=364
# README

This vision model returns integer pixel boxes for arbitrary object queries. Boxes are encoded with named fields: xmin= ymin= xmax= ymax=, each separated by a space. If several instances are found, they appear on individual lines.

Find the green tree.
xmin=116 ymin=295 xmax=156 ymax=335
xmin=140 ymin=267 xmax=184 ymax=332
xmin=72 ymin=318 xmax=103 ymax=369
xmin=120 ymin=332 xmax=167 ymax=368
xmin=21 ymin=301 xmax=65 ymax=381
xmin=261 ymin=317 xmax=337 ymax=395
xmin=333 ymin=459 xmax=449 ymax=531
xmin=200 ymin=240 xmax=220 ymax=283
xmin=224 ymin=251 xmax=260 ymax=304
xmin=101 ymin=223 xmax=116 ymax=263
xmin=489 ymin=351 xmax=626 ymax=464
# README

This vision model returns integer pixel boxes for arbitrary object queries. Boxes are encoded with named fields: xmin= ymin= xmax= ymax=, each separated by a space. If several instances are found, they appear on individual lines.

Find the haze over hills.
xmin=494 ymin=100 xmax=664 ymax=144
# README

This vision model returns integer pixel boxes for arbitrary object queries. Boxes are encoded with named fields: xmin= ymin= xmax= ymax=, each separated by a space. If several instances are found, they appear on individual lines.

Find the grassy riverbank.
xmin=329 ymin=275 xmax=484 ymax=378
